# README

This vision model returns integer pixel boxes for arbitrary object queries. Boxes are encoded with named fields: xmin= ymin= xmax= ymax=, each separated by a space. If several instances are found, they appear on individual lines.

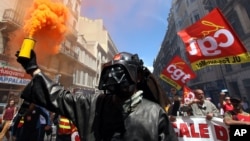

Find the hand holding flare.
xmin=16 ymin=0 xmax=69 ymax=74
xmin=18 ymin=38 xmax=36 ymax=59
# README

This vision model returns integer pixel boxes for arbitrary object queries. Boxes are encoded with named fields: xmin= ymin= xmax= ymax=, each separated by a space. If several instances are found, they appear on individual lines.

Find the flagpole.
xmin=219 ymin=64 xmax=228 ymax=91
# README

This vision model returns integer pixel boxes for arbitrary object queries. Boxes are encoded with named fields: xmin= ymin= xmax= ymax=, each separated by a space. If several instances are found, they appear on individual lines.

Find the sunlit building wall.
xmin=78 ymin=17 xmax=119 ymax=86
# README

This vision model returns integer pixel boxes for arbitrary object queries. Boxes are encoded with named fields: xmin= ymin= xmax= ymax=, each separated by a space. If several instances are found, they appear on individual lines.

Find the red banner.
xmin=178 ymin=8 xmax=250 ymax=70
xmin=172 ymin=117 xmax=229 ymax=141
xmin=160 ymin=56 xmax=196 ymax=90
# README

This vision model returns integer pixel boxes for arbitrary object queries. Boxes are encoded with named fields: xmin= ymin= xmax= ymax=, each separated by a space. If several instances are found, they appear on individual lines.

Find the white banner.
xmin=171 ymin=116 xmax=229 ymax=141
xmin=0 ymin=76 xmax=30 ymax=85
xmin=0 ymin=66 xmax=30 ymax=85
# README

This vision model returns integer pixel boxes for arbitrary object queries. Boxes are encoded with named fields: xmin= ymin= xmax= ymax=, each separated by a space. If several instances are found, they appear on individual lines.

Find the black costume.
xmin=17 ymin=51 xmax=177 ymax=141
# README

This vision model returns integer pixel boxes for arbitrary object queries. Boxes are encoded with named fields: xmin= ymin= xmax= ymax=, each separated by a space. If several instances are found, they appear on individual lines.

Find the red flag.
xmin=182 ymin=86 xmax=195 ymax=105
xmin=178 ymin=8 xmax=250 ymax=70
xmin=160 ymin=56 xmax=196 ymax=90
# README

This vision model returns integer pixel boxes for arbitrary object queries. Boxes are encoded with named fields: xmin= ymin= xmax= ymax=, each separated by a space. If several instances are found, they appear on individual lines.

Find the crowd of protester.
xmin=1 ymin=88 xmax=250 ymax=141
xmin=167 ymin=87 xmax=250 ymax=126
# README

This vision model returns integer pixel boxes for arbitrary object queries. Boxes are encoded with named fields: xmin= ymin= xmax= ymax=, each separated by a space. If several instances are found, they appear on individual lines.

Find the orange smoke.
xmin=23 ymin=0 xmax=69 ymax=55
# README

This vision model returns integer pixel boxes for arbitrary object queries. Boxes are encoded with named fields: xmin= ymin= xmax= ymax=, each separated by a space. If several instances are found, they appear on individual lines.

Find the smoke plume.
xmin=23 ymin=0 xmax=69 ymax=55
xmin=8 ymin=0 xmax=69 ymax=60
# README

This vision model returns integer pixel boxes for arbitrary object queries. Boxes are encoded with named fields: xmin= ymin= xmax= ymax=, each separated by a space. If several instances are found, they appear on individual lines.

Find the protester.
xmin=219 ymin=92 xmax=234 ymax=114
xmin=242 ymin=96 xmax=249 ymax=112
xmin=15 ymin=103 xmax=51 ymax=141
xmin=188 ymin=89 xmax=219 ymax=120
xmin=168 ymin=88 xmax=192 ymax=121
xmin=0 ymin=99 xmax=17 ymax=141
xmin=39 ymin=107 xmax=52 ymax=141
xmin=167 ymin=88 xmax=182 ymax=120
xmin=11 ymin=116 xmax=24 ymax=141
xmin=168 ymin=88 xmax=179 ymax=103
xmin=16 ymin=50 xmax=177 ymax=141
xmin=179 ymin=105 xmax=193 ymax=116
xmin=53 ymin=114 xmax=80 ymax=141
xmin=223 ymin=97 xmax=250 ymax=125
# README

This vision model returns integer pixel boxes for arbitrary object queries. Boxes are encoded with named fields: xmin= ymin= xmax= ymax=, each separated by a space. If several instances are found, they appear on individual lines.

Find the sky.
xmin=80 ymin=0 xmax=172 ymax=72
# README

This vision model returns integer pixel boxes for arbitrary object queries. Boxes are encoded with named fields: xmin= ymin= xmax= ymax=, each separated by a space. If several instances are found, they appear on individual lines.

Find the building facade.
xmin=0 ymin=0 xmax=31 ymax=107
xmin=77 ymin=17 xmax=119 ymax=87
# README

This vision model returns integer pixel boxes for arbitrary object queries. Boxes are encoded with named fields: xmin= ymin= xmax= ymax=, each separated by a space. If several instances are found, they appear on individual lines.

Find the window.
xmin=225 ymin=64 xmax=232 ymax=72
xmin=243 ymin=79 xmax=250 ymax=93
xmin=192 ymin=10 xmax=200 ymax=22
xmin=228 ymin=10 xmax=244 ymax=38
xmin=67 ymin=0 xmax=73 ymax=10
xmin=241 ymin=62 xmax=250 ymax=68
xmin=175 ymin=2 xmax=181 ymax=13
xmin=75 ymin=2 xmax=79 ymax=13
xmin=205 ymin=66 xmax=213 ymax=72
xmin=244 ymin=1 xmax=250 ymax=19
xmin=243 ymin=79 xmax=250 ymax=87
xmin=0 ymin=34 xmax=4 ymax=54
xmin=229 ymin=81 xmax=241 ymax=96
xmin=194 ymin=13 xmax=200 ymax=21
xmin=217 ymin=0 xmax=227 ymax=7
xmin=178 ymin=20 xmax=182 ymax=28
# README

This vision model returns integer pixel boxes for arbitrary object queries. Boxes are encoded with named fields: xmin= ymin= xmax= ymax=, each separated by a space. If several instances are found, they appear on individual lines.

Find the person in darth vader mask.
xmin=99 ymin=53 xmax=143 ymax=99
xmin=16 ymin=50 xmax=177 ymax=141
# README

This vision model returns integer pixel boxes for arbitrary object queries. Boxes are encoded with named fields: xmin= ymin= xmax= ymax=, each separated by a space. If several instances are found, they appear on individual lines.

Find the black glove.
xmin=16 ymin=50 xmax=38 ymax=74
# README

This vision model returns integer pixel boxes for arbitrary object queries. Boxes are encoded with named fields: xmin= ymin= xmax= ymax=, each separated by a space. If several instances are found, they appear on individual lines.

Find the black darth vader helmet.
xmin=98 ymin=52 xmax=143 ymax=93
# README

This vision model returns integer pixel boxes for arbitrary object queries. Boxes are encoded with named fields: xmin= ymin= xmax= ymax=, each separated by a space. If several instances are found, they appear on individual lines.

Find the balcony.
xmin=2 ymin=9 xmax=22 ymax=30
xmin=60 ymin=44 xmax=78 ymax=60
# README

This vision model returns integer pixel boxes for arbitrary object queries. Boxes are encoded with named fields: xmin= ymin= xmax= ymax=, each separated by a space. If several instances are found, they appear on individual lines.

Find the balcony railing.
xmin=2 ymin=9 xmax=23 ymax=27
xmin=60 ymin=44 xmax=78 ymax=60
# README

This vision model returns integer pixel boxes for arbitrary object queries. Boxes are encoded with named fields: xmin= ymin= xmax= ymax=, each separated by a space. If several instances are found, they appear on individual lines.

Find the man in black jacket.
xmin=15 ymin=103 xmax=51 ymax=141
xmin=16 ymin=50 xmax=177 ymax=141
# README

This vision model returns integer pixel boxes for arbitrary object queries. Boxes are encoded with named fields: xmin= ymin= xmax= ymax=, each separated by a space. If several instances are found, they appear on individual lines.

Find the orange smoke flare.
xmin=23 ymin=0 xmax=69 ymax=55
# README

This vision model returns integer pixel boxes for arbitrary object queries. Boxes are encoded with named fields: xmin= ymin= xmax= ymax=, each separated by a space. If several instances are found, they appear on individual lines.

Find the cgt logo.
xmin=230 ymin=125 xmax=250 ymax=139
xmin=188 ymin=21 xmax=234 ymax=57
xmin=183 ymin=91 xmax=195 ymax=104
xmin=166 ymin=62 xmax=191 ymax=83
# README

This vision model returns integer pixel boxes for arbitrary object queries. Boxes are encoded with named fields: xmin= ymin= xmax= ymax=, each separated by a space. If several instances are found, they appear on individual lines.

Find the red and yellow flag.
xmin=182 ymin=86 xmax=195 ymax=105
xmin=160 ymin=56 xmax=196 ymax=90
xmin=178 ymin=8 xmax=250 ymax=70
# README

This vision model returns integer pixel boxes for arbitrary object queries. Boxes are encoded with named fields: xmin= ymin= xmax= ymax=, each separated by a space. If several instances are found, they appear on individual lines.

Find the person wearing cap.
xmin=15 ymin=50 xmax=177 ymax=141
xmin=168 ymin=88 xmax=182 ymax=118
xmin=223 ymin=97 xmax=250 ymax=125
xmin=219 ymin=92 xmax=234 ymax=114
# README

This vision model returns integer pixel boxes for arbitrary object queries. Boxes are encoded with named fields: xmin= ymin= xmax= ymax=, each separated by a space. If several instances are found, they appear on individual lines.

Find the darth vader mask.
xmin=100 ymin=65 xmax=136 ymax=97
xmin=98 ymin=52 xmax=143 ymax=98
